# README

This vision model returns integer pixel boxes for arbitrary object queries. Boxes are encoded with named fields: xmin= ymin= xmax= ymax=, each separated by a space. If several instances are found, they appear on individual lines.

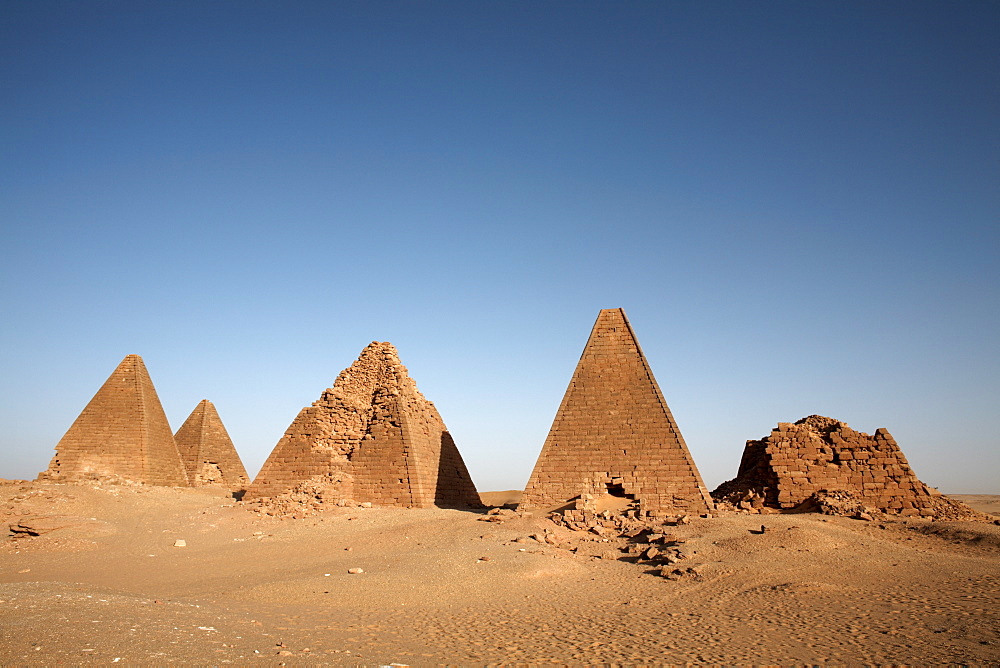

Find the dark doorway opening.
xmin=605 ymin=482 xmax=634 ymax=500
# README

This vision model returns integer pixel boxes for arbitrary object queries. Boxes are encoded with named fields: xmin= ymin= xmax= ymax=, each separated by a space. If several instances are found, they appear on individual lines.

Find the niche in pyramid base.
xmin=520 ymin=308 xmax=714 ymax=518
xmin=712 ymin=415 xmax=978 ymax=519
xmin=38 ymin=354 xmax=189 ymax=487
xmin=244 ymin=341 xmax=481 ymax=509
xmin=174 ymin=400 xmax=250 ymax=492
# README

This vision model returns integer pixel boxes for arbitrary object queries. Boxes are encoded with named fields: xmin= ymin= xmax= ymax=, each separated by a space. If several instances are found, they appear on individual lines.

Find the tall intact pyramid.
xmin=245 ymin=341 xmax=481 ymax=508
xmin=174 ymin=400 xmax=249 ymax=492
xmin=521 ymin=309 xmax=713 ymax=516
xmin=39 ymin=354 xmax=189 ymax=486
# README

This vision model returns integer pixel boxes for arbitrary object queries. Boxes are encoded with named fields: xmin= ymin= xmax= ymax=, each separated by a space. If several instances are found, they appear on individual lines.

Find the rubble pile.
xmin=713 ymin=415 xmax=984 ymax=520
xmin=242 ymin=476 xmax=358 ymax=518
xmin=535 ymin=506 xmax=708 ymax=580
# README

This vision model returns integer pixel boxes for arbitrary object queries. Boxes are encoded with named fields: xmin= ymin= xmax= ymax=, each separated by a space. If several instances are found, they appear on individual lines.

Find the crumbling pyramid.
xmin=39 ymin=354 xmax=189 ymax=486
xmin=521 ymin=308 xmax=714 ymax=516
xmin=174 ymin=400 xmax=249 ymax=492
xmin=713 ymin=415 xmax=951 ymax=517
xmin=245 ymin=341 xmax=480 ymax=508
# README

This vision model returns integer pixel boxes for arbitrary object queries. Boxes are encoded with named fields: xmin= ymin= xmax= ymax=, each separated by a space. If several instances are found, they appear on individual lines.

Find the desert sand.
xmin=1 ymin=482 xmax=998 ymax=665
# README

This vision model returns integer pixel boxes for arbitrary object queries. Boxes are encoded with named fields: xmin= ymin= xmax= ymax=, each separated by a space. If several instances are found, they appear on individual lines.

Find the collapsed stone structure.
xmin=39 ymin=354 xmax=189 ymax=486
xmin=174 ymin=400 xmax=249 ymax=492
xmin=521 ymin=308 xmax=714 ymax=517
xmin=244 ymin=341 xmax=480 ymax=508
xmin=713 ymin=415 xmax=969 ymax=518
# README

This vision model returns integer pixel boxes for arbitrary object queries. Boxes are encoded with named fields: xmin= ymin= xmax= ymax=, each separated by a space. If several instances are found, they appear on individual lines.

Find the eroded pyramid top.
xmin=245 ymin=342 xmax=480 ymax=508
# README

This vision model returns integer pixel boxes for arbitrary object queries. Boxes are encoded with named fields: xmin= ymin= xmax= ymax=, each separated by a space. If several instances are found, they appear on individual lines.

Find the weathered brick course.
xmin=520 ymin=309 xmax=713 ymax=516
xmin=244 ymin=341 xmax=480 ymax=508
xmin=174 ymin=400 xmax=249 ymax=492
xmin=38 ymin=354 xmax=189 ymax=486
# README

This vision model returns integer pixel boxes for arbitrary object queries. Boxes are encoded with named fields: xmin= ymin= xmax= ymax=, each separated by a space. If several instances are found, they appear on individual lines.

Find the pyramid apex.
xmin=595 ymin=308 xmax=630 ymax=325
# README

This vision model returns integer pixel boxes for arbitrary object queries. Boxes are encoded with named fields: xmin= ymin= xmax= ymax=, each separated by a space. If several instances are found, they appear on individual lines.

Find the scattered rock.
xmin=347 ymin=568 xmax=364 ymax=574
xmin=173 ymin=539 xmax=187 ymax=547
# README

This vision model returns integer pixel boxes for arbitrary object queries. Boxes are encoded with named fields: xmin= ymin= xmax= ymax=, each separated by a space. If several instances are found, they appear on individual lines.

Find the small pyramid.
xmin=245 ymin=342 xmax=480 ymax=508
xmin=39 ymin=354 xmax=189 ymax=486
xmin=174 ymin=400 xmax=249 ymax=492
xmin=521 ymin=309 xmax=713 ymax=516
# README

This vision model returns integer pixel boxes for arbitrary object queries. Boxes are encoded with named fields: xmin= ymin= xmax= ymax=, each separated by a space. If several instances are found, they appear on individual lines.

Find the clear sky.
xmin=2 ymin=1 xmax=997 ymax=493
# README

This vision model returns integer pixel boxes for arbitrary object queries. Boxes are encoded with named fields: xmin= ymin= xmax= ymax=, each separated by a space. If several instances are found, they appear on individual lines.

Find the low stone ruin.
xmin=244 ymin=341 xmax=481 ymax=511
xmin=713 ymin=415 xmax=982 ymax=520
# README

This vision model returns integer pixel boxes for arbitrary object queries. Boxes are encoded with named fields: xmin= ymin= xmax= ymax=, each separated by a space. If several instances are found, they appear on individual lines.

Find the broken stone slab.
xmin=8 ymin=515 xmax=108 ymax=537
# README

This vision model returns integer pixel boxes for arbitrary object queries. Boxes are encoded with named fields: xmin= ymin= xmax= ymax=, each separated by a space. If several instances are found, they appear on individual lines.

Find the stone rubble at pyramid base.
xmin=241 ymin=476 xmax=362 ymax=518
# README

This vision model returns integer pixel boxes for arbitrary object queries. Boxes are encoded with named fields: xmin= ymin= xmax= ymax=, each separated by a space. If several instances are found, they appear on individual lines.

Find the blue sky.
xmin=2 ymin=1 xmax=997 ymax=492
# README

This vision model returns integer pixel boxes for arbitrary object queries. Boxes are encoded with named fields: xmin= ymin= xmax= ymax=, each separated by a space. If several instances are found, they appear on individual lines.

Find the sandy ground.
xmin=1 ymin=481 xmax=998 ymax=665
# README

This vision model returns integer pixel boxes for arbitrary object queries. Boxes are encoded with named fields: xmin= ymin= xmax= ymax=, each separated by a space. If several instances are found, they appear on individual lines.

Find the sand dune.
xmin=1 ymin=481 xmax=998 ymax=664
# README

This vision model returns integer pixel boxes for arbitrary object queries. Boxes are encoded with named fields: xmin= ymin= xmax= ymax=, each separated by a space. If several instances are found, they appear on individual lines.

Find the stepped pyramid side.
xmin=712 ymin=415 xmax=971 ymax=517
xmin=521 ymin=309 xmax=713 ymax=516
xmin=39 ymin=354 xmax=189 ymax=486
xmin=174 ymin=400 xmax=250 ymax=491
xmin=245 ymin=342 xmax=480 ymax=508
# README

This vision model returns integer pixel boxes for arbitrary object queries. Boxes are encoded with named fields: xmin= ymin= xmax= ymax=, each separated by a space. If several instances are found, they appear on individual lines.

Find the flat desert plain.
xmin=1 ymin=482 xmax=998 ymax=665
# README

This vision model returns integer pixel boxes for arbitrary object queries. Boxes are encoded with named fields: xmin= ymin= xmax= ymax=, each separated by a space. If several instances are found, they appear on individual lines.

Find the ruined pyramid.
xmin=174 ymin=400 xmax=249 ymax=492
xmin=712 ymin=415 xmax=973 ymax=518
xmin=521 ymin=308 xmax=714 ymax=516
xmin=245 ymin=341 xmax=480 ymax=508
xmin=39 ymin=354 xmax=189 ymax=486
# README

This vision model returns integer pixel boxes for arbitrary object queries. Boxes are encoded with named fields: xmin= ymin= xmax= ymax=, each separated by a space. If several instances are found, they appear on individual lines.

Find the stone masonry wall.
xmin=174 ymin=400 xmax=250 ymax=492
xmin=245 ymin=342 xmax=480 ymax=508
xmin=521 ymin=309 xmax=714 ymax=517
xmin=713 ymin=415 xmax=942 ymax=516
xmin=38 ymin=354 xmax=189 ymax=487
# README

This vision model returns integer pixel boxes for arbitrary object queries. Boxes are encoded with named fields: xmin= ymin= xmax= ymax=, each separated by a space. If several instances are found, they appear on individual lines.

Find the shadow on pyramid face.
xmin=433 ymin=431 xmax=484 ymax=510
